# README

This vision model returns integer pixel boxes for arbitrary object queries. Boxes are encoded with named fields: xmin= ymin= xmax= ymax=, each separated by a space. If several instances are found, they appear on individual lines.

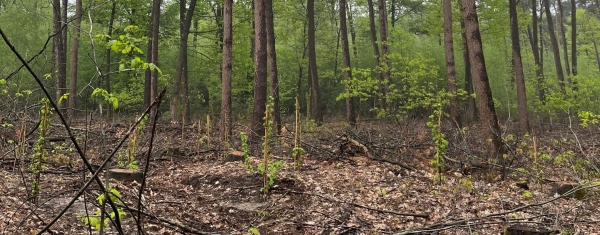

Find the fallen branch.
xmin=337 ymin=135 xmax=416 ymax=171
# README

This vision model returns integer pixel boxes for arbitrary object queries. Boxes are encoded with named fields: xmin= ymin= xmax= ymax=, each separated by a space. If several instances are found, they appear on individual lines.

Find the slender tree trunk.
xmin=347 ymin=3 xmax=358 ymax=63
xmin=391 ymin=0 xmax=396 ymax=28
xmin=298 ymin=22 xmax=308 ymax=116
xmin=53 ymin=0 xmax=66 ymax=109
xmin=443 ymin=0 xmax=461 ymax=127
xmin=531 ymin=0 xmax=546 ymax=102
xmin=339 ymin=0 xmax=356 ymax=127
xmin=265 ymin=0 xmax=281 ymax=134
xmin=461 ymin=0 xmax=504 ymax=162
xmin=105 ymin=1 xmax=116 ymax=119
xmin=556 ymin=0 xmax=571 ymax=77
xmin=367 ymin=0 xmax=384 ymax=109
xmin=172 ymin=0 xmax=197 ymax=123
xmin=308 ymin=0 xmax=322 ymax=123
xmin=510 ymin=0 xmax=530 ymax=133
xmin=594 ymin=39 xmax=600 ymax=72
xmin=250 ymin=0 xmax=268 ymax=141
xmin=150 ymin=0 xmax=161 ymax=112
xmin=543 ymin=0 xmax=566 ymax=93
xmin=68 ymin=0 xmax=83 ymax=118
xmin=378 ymin=0 xmax=390 ymax=110
xmin=571 ymin=0 xmax=578 ymax=76
xmin=220 ymin=0 xmax=233 ymax=140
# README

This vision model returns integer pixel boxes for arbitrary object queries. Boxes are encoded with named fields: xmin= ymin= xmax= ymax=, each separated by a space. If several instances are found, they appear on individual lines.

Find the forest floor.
xmin=1 ymin=117 xmax=600 ymax=234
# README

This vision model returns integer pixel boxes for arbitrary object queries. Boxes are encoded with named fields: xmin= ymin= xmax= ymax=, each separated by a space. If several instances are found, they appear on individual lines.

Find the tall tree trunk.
xmin=461 ymin=0 xmax=505 ymax=162
xmin=594 ymin=39 xmax=600 ymax=72
xmin=556 ymin=0 xmax=571 ymax=77
xmin=459 ymin=1 xmax=476 ymax=120
xmin=308 ymin=0 xmax=322 ymax=123
xmin=571 ymin=0 xmax=578 ymax=76
xmin=265 ymin=0 xmax=282 ymax=134
xmin=347 ymin=2 xmax=359 ymax=62
xmin=251 ymin=0 xmax=268 ymax=142
xmin=340 ymin=0 xmax=356 ymax=127
xmin=68 ymin=0 xmax=83 ymax=118
xmin=172 ymin=0 xmax=197 ymax=123
xmin=391 ymin=0 xmax=396 ymax=28
xmin=543 ymin=0 xmax=566 ymax=93
xmin=105 ymin=1 xmax=116 ymax=119
xmin=443 ymin=0 xmax=461 ymax=127
xmin=367 ymin=0 xmax=384 ymax=109
xmin=531 ymin=0 xmax=546 ymax=102
xmin=53 ymin=0 xmax=66 ymax=108
xmin=510 ymin=0 xmax=530 ymax=133
xmin=221 ymin=0 xmax=233 ymax=140
xmin=378 ymin=0 xmax=390 ymax=110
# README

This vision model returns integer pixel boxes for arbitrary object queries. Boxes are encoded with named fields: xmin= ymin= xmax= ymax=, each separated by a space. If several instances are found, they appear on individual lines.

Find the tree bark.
xmin=251 ymin=0 xmax=268 ymax=141
xmin=461 ymin=0 xmax=504 ymax=161
xmin=378 ymin=0 xmax=390 ymax=110
xmin=265 ymin=0 xmax=281 ymax=135
xmin=347 ymin=2 xmax=358 ymax=62
xmin=149 ymin=0 xmax=161 ymax=116
xmin=571 ymin=0 xmax=578 ymax=76
xmin=220 ymin=0 xmax=233 ymax=140
xmin=308 ymin=0 xmax=323 ymax=123
xmin=68 ymin=0 xmax=83 ymax=118
xmin=172 ymin=0 xmax=197 ymax=123
xmin=367 ymin=0 xmax=385 ymax=109
xmin=531 ymin=0 xmax=546 ymax=102
xmin=556 ymin=0 xmax=571 ymax=77
xmin=53 ymin=0 xmax=66 ymax=109
xmin=543 ymin=0 xmax=566 ymax=93
xmin=458 ymin=1 xmax=476 ymax=121
xmin=339 ymin=0 xmax=356 ymax=127
xmin=105 ymin=1 xmax=116 ymax=119
xmin=443 ymin=0 xmax=461 ymax=127
xmin=510 ymin=0 xmax=530 ymax=133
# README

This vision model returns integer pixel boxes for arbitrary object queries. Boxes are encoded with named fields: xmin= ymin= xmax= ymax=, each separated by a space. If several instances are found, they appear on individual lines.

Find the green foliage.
xmin=91 ymin=88 xmax=119 ymax=110
xmin=248 ymin=226 xmax=260 ymax=235
xmin=30 ymin=98 xmax=52 ymax=203
xmin=522 ymin=190 xmax=533 ymax=199
xmin=79 ymin=187 xmax=125 ymax=230
xmin=426 ymin=95 xmax=449 ymax=184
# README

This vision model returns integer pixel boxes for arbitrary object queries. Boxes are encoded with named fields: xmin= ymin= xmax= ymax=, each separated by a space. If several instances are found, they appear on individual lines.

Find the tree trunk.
xmin=556 ymin=0 xmax=571 ymax=77
xmin=367 ymin=0 xmax=384 ymax=109
xmin=105 ymin=1 xmax=116 ymax=119
xmin=265 ymin=0 xmax=281 ymax=135
xmin=149 ymin=0 xmax=161 ymax=116
xmin=172 ymin=0 xmax=197 ymax=123
xmin=53 ymin=0 xmax=66 ymax=109
xmin=308 ymin=0 xmax=322 ymax=123
xmin=510 ymin=0 xmax=530 ymax=133
xmin=531 ymin=0 xmax=546 ymax=102
xmin=378 ymin=0 xmax=390 ymax=110
xmin=68 ymin=0 xmax=83 ymax=118
xmin=543 ymin=0 xmax=566 ymax=93
xmin=443 ymin=0 xmax=461 ymax=127
xmin=250 ymin=0 xmax=268 ymax=142
xmin=571 ymin=0 xmax=578 ymax=76
xmin=339 ymin=0 xmax=356 ymax=127
xmin=461 ymin=0 xmax=504 ymax=161
xmin=347 ymin=2 xmax=358 ymax=62
xmin=220 ymin=0 xmax=233 ymax=140
xmin=459 ymin=1 xmax=476 ymax=121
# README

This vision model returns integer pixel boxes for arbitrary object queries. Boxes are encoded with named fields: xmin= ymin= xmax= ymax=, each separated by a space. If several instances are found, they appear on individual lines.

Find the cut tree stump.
xmin=108 ymin=168 xmax=144 ymax=183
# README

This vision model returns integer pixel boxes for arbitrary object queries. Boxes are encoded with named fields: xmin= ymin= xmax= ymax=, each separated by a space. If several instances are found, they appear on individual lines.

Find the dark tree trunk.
xmin=250 ymin=0 xmax=268 ymax=141
xmin=531 ymin=0 xmax=546 ymax=102
xmin=172 ymin=0 xmax=198 ymax=123
xmin=265 ymin=0 xmax=282 ymax=134
xmin=443 ymin=0 xmax=461 ymax=127
xmin=459 ymin=1 xmax=476 ymax=120
xmin=149 ymin=0 xmax=161 ymax=116
xmin=221 ymin=0 xmax=233 ymax=140
xmin=510 ymin=0 xmax=530 ymax=133
xmin=378 ymin=0 xmax=390 ymax=110
xmin=556 ymin=0 xmax=571 ymax=77
xmin=339 ymin=0 xmax=356 ymax=127
xmin=543 ymin=0 xmax=566 ymax=93
xmin=105 ymin=1 xmax=116 ymax=119
xmin=571 ymin=0 xmax=578 ymax=76
xmin=53 ymin=0 xmax=66 ymax=109
xmin=461 ymin=0 xmax=505 ymax=161
xmin=347 ymin=2 xmax=358 ymax=62
xmin=308 ymin=0 xmax=322 ymax=123
xmin=68 ymin=0 xmax=83 ymax=118
xmin=367 ymin=0 xmax=384 ymax=109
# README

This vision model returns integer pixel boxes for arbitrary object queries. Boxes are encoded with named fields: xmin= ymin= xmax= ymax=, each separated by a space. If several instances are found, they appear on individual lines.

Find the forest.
xmin=1 ymin=0 xmax=600 ymax=234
